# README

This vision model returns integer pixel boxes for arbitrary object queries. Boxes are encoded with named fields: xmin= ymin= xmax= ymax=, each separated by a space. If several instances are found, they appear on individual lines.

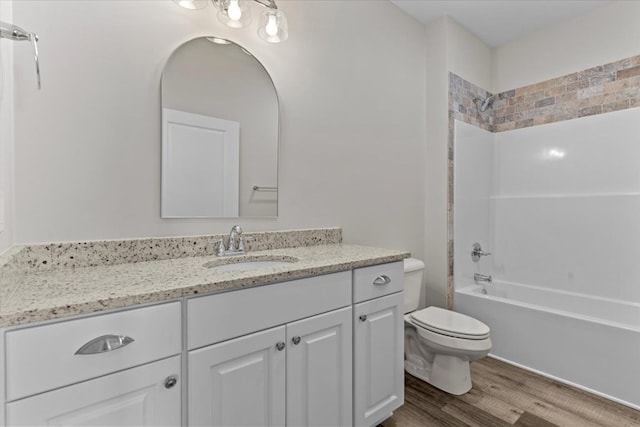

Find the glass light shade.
xmin=174 ymin=0 xmax=208 ymax=10
xmin=216 ymin=0 xmax=251 ymax=29
xmin=257 ymin=9 xmax=288 ymax=43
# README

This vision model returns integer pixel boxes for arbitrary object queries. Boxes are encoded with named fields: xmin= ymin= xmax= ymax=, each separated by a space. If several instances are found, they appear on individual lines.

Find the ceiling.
xmin=389 ymin=0 xmax=607 ymax=47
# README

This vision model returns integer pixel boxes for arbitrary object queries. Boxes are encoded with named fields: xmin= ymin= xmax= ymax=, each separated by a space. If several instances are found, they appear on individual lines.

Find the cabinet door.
xmin=188 ymin=326 xmax=286 ymax=426
xmin=286 ymin=307 xmax=353 ymax=427
xmin=353 ymin=292 xmax=405 ymax=427
xmin=6 ymin=356 xmax=181 ymax=426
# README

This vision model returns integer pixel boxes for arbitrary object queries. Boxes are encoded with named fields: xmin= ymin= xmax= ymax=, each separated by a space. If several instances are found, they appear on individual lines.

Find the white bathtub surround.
xmin=452 ymin=121 xmax=493 ymax=286
xmin=491 ymin=109 xmax=640 ymax=302
xmin=448 ymin=53 xmax=640 ymax=305
xmin=453 ymin=108 xmax=640 ymax=409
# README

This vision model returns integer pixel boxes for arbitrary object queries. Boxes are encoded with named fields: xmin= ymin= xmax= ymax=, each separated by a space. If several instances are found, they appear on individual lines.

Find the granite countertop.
xmin=0 ymin=243 xmax=409 ymax=328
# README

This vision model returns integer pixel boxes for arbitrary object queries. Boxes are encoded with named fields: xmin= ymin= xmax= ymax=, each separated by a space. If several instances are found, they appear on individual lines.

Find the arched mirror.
xmin=161 ymin=37 xmax=278 ymax=218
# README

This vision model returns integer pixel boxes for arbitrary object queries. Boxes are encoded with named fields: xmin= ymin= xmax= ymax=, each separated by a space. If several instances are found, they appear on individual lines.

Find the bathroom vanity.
xmin=0 ymin=228 xmax=408 ymax=426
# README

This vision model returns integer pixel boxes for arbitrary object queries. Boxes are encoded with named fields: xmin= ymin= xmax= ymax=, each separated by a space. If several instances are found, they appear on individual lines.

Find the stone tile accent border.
xmin=450 ymin=54 xmax=640 ymax=134
xmin=446 ymin=53 xmax=640 ymax=309
xmin=493 ymin=55 xmax=640 ymax=132
xmin=0 ymin=228 xmax=342 ymax=274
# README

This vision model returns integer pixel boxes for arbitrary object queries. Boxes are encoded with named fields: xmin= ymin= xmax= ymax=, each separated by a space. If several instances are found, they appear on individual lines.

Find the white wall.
xmin=493 ymin=0 xmax=640 ymax=91
xmin=446 ymin=18 xmax=493 ymax=93
xmin=10 ymin=1 xmax=426 ymax=259
xmin=424 ymin=17 xmax=449 ymax=308
xmin=0 ymin=0 xmax=15 ymax=254
xmin=424 ymin=16 xmax=492 ymax=308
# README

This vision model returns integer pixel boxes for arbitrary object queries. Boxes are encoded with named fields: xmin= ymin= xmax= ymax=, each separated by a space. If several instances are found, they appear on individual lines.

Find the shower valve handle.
xmin=471 ymin=242 xmax=491 ymax=262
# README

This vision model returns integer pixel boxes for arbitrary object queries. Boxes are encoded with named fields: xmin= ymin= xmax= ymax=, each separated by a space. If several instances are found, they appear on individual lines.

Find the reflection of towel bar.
xmin=253 ymin=186 xmax=277 ymax=191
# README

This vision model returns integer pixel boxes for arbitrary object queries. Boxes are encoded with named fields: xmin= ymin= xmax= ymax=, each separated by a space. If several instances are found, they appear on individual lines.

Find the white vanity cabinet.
xmin=3 ymin=302 xmax=183 ymax=426
xmin=1 ymin=258 xmax=406 ymax=427
xmin=6 ymin=356 xmax=182 ymax=426
xmin=189 ymin=326 xmax=287 ymax=426
xmin=187 ymin=272 xmax=353 ymax=427
xmin=352 ymin=262 xmax=405 ymax=427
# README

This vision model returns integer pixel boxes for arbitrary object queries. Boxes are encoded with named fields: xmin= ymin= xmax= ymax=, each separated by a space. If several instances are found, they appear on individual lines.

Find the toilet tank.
xmin=403 ymin=258 xmax=425 ymax=313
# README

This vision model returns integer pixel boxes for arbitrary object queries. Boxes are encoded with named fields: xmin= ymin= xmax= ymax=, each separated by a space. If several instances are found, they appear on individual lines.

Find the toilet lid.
xmin=409 ymin=306 xmax=490 ymax=340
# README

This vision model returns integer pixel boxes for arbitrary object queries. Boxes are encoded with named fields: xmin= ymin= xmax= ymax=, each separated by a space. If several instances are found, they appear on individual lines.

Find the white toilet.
xmin=403 ymin=258 xmax=492 ymax=395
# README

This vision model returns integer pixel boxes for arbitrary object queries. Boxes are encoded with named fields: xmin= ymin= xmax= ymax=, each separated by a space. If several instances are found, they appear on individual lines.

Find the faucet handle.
xmin=208 ymin=238 xmax=226 ymax=256
xmin=238 ymin=237 xmax=252 ymax=252
xmin=471 ymin=242 xmax=491 ymax=262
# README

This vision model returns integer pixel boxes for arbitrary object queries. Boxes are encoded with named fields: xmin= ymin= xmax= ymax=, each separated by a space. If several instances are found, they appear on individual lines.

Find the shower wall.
xmin=490 ymin=108 xmax=640 ymax=302
xmin=454 ymin=108 xmax=640 ymax=303
xmin=453 ymin=121 xmax=493 ymax=284
xmin=492 ymin=108 xmax=640 ymax=301
xmin=449 ymin=53 xmax=640 ymax=305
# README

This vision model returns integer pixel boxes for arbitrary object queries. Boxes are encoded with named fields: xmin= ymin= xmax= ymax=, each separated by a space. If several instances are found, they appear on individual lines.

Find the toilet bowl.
xmin=403 ymin=258 xmax=491 ymax=395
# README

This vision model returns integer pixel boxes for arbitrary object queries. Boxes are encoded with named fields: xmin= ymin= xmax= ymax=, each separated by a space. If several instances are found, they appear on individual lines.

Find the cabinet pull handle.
xmin=75 ymin=334 xmax=134 ymax=355
xmin=164 ymin=375 xmax=178 ymax=389
xmin=276 ymin=341 xmax=286 ymax=351
xmin=359 ymin=314 xmax=367 ymax=322
xmin=292 ymin=336 xmax=301 ymax=345
xmin=373 ymin=275 xmax=391 ymax=285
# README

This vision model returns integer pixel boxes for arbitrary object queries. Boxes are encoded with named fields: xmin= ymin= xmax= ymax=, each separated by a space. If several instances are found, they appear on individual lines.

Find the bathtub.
xmin=455 ymin=280 xmax=640 ymax=410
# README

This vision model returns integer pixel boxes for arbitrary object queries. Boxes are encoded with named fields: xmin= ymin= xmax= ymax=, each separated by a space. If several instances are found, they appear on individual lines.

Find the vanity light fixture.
xmin=175 ymin=0 xmax=288 ymax=43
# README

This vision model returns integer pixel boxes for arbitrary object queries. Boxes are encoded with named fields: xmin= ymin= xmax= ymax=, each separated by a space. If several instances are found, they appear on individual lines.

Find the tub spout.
xmin=474 ymin=273 xmax=492 ymax=284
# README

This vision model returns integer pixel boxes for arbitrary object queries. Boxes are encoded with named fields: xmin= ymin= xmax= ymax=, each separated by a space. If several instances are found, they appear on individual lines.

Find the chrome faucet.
xmin=209 ymin=225 xmax=247 ymax=257
xmin=473 ymin=273 xmax=492 ymax=284
xmin=228 ymin=225 xmax=243 ymax=252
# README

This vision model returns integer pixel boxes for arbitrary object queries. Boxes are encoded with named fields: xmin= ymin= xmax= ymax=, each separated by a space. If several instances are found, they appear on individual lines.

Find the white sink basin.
xmin=210 ymin=261 xmax=292 ymax=272
xmin=203 ymin=256 xmax=298 ymax=272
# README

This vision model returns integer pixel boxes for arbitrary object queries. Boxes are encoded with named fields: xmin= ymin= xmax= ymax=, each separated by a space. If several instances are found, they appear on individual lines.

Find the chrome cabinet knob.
xmin=276 ymin=342 xmax=286 ymax=351
xmin=164 ymin=375 xmax=178 ymax=389
xmin=359 ymin=314 xmax=367 ymax=322
xmin=292 ymin=336 xmax=301 ymax=345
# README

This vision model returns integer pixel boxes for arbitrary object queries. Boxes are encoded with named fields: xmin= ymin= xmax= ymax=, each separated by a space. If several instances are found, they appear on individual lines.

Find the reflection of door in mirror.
xmin=161 ymin=37 xmax=279 ymax=218
xmin=162 ymin=109 xmax=239 ymax=218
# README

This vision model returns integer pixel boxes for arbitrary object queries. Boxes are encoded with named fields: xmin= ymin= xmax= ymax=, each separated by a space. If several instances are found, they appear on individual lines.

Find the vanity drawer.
xmin=5 ymin=301 xmax=182 ymax=402
xmin=187 ymin=271 xmax=351 ymax=349
xmin=353 ymin=261 xmax=404 ymax=303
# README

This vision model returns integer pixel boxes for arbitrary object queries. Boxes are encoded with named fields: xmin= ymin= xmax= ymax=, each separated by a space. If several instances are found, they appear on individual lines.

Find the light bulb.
xmin=265 ymin=14 xmax=278 ymax=36
xmin=258 ymin=9 xmax=288 ymax=43
xmin=227 ymin=0 xmax=242 ymax=21
xmin=216 ymin=0 xmax=250 ymax=28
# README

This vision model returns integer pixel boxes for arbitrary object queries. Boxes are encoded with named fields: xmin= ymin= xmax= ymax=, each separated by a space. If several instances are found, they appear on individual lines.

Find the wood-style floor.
xmin=380 ymin=357 xmax=640 ymax=427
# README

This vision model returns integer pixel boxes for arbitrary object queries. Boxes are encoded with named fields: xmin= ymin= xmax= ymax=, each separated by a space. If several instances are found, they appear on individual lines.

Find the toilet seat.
xmin=409 ymin=307 xmax=490 ymax=340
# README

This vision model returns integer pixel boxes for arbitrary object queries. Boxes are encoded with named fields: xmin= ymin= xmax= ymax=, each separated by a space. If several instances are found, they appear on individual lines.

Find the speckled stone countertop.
xmin=0 ymin=229 xmax=409 ymax=328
